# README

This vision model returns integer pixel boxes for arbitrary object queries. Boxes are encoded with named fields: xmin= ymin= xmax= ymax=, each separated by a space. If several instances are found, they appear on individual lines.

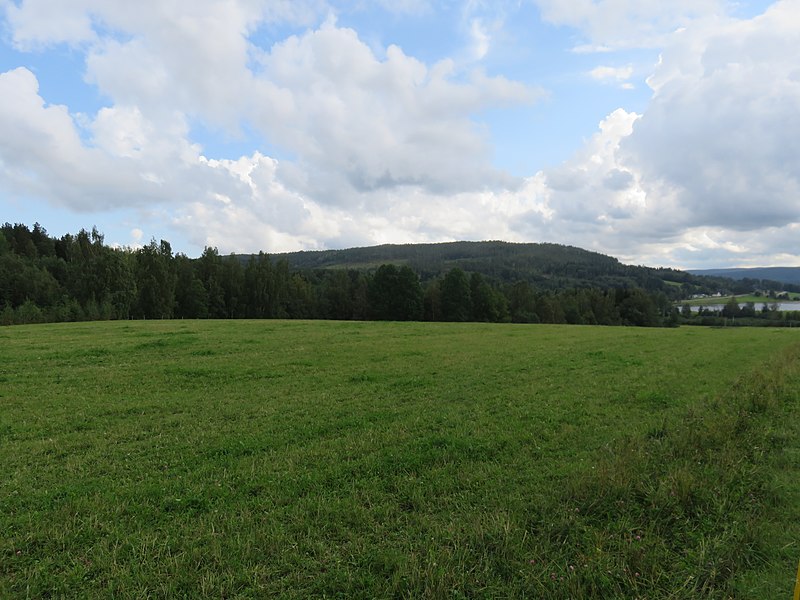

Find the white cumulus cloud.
xmin=0 ymin=4 xmax=542 ymax=252
xmin=1 ymin=0 xmax=798 ymax=269
xmin=528 ymin=0 xmax=800 ymax=266
xmin=589 ymin=64 xmax=635 ymax=88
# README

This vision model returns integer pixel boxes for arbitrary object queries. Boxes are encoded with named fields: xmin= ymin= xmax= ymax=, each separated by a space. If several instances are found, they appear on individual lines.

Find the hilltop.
xmin=264 ymin=241 xmax=697 ymax=295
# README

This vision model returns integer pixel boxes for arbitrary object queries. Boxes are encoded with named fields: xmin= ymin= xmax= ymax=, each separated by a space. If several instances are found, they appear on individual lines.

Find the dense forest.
xmin=1 ymin=222 xmax=797 ymax=327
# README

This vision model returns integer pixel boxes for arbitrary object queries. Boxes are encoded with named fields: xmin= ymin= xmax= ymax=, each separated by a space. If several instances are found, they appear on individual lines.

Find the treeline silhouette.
xmin=680 ymin=298 xmax=800 ymax=327
xmin=0 ymin=222 xmax=758 ymax=328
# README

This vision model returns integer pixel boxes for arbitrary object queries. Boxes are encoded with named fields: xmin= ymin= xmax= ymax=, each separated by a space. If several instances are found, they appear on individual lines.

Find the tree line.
xmin=2 ymin=222 xmax=683 ymax=327
xmin=678 ymin=297 xmax=800 ymax=327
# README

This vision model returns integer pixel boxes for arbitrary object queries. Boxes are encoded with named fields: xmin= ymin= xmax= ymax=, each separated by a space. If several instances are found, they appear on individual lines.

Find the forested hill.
xmin=4 ymin=222 xmax=795 ymax=327
xmin=263 ymin=241 xmax=691 ymax=291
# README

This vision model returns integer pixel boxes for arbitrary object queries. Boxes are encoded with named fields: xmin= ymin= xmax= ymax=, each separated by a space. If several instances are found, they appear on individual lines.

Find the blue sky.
xmin=0 ymin=0 xmax=797 ymax=268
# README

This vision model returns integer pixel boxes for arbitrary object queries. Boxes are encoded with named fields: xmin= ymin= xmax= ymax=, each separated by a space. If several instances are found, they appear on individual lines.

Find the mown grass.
xmin=0 ymin=320 xmax=798 ymax=598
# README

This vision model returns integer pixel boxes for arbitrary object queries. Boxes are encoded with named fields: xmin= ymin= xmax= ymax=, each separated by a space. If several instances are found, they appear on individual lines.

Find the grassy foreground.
xmin=1 ymin=320 xmax=798 ymax=598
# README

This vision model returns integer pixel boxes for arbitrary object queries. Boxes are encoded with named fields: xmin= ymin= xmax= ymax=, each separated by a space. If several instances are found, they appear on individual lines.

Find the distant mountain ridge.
xmin=688 ymin=267 xmax=800 ymax=286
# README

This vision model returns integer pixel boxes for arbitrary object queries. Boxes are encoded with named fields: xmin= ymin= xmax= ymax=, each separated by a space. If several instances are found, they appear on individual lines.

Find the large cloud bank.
xmin=0 ymin=0 xmax=798 ymax=267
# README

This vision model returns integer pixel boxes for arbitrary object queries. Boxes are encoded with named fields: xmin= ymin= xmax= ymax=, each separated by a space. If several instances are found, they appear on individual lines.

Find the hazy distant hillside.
xmin=688 ymin=267 xmax=800 ymax=286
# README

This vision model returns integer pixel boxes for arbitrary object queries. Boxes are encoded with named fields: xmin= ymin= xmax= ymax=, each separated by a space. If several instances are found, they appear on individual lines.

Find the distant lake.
xmin=688 ymin=302 xmax=800 ymax=313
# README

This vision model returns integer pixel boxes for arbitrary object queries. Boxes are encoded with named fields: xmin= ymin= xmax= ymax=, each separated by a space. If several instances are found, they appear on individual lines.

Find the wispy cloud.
xmin=589 ymin=64 xmax=635 ymax=88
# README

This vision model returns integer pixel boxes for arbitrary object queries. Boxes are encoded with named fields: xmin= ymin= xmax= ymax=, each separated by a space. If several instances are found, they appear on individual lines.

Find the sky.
xmin=0 ymin=0 xmax=797 ymax=269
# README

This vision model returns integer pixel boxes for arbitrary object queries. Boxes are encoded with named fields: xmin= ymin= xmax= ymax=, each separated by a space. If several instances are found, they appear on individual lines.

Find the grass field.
xmin=1 ymin=320 xmax=799 ymax=598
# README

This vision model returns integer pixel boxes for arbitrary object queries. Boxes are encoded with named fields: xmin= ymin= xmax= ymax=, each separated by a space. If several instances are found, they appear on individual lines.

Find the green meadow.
xmin=1 ymin=320 xmax=799 ymax=598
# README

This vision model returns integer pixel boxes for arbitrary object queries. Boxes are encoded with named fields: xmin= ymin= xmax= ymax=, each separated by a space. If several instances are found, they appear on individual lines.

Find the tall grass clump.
xmin=527 ymin=344 xmax=800 ymax=599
